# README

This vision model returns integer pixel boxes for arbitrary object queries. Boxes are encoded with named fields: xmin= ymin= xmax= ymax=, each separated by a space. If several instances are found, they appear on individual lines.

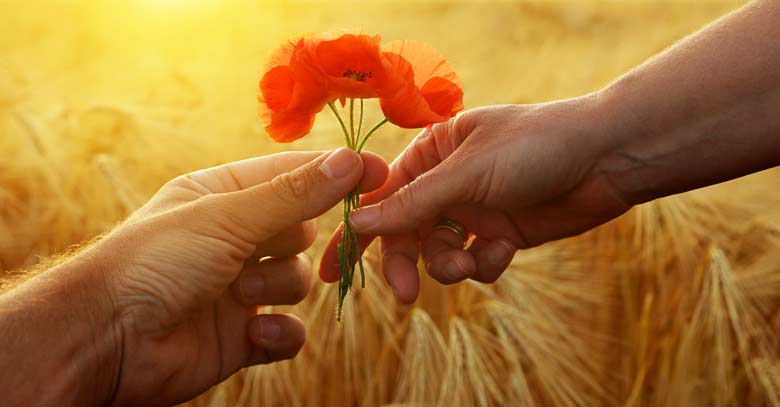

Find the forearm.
xmin=0 ymin=250 xmax=121 ymax=405
xmin=596 ymin=0 xmax=780 ymax=204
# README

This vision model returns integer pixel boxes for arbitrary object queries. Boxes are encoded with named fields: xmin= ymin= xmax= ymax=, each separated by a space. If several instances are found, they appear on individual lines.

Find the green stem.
xmin=357 ymin=99 xmax=364 ymax=140
xmin=354 ymin=185 xmax=365 ymax=288
xmin=356 ymin=118 xmax=389 ymax=152
xmin=328 ymin=101 xmax=352 ymax=148
xmin=329 ymin=99 xmax=365 ymax=322
xmin=329 ymin=100 xmax=388 ymax=322
xmin=349 ymin=98 xmax=355 ymax=147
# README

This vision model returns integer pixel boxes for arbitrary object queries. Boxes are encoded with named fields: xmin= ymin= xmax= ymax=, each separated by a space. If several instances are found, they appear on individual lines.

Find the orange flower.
xmin=257 ymin=31 xmax=463 ymax=141
xmin=379 ymin=40 xmax=464 ymax=128
xmin=256 ymin=38 xmax=329 ymax=142
xmin=297 ymin=31 xmax=398 ymax=100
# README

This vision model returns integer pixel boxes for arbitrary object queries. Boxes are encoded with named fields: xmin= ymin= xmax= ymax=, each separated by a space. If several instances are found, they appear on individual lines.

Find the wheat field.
xmin=3 ymin=0 xmax=780 ymax=406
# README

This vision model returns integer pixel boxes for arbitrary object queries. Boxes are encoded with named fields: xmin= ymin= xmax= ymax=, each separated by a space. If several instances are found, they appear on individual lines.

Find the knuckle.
xmin=270 ymin=168 xmax=316 ymax=203
xmin=166 ymin=173 xmax=211 ymax=195
xmin=164 ymin=174 xmax=196 ymax=192
xmin=449 ymin=109 xmax=477 ymax=140
xmin=165 ymin=174 xmax=189 ymax=188
xmin=393 ymin=185 xmax=416 ymax=210
xmin=392 ymin=184 xmax=426 ymax=221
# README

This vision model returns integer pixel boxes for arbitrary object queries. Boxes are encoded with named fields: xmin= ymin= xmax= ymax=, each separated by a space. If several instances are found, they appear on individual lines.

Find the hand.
xmin=319 ymin=98 xmax=631 ymax=303
xmin=86 ymin=148 xmax=387 ymax=405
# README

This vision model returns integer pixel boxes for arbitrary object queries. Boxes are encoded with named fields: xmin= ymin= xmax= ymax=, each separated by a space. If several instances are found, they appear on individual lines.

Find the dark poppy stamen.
xmin=343 ymin=69 xmax=373 ymax=82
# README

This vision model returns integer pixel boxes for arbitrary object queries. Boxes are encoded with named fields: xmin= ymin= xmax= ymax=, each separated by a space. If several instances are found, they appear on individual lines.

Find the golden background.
xmin=4 ymin=1 xmax=780 ymax=406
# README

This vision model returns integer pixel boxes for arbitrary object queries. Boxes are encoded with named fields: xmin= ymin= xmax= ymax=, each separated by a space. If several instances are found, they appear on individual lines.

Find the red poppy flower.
xmin=256 ymin=37 xmax=329 ymax=142
xmin=379 ymin=40 xmax=464 ymax=128
xmin=297 ymin=30 xmax=398 ymax=101
xmin=257 ymin=31 xmax=463 ymax=142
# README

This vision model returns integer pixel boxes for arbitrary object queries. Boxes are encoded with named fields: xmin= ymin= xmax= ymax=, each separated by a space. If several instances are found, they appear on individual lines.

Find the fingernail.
xmin=320 ymin=148 xmax=356 ymax=180
xmin=487 ymin=240 xmax=515 ymax=267
xmin=349 ymin=207 xmax=380 ymax=230
xmin=240 ymin=274 xmax=264 ymax=300
xmin=445 ymin=258 xmax=468 ymax=281
xmin=256 ymin=319 xmax=281 ymax=341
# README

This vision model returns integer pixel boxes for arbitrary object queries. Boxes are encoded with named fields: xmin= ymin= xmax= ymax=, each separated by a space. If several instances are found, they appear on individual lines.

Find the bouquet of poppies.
xmin=257 ymin=30 xmax=463 ymax=321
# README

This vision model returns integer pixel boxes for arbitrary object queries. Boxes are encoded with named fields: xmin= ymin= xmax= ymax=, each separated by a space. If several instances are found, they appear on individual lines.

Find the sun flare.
xmin=136 ymin=0 xmax=218 ymax=13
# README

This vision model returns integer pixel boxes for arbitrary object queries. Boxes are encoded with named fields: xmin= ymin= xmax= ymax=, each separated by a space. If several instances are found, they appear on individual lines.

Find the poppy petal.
xmin=420 ymin=76 xmax=464 ymax=117
xmin=257 ymin=35 xmax=332 ymax=141
xmin=381 ymin=40 xmax=462 ymax=89
xmin=380 ymin=83 xmax=446 ymax=128
xmin=314 ymin=33 xmax=382 ymax=79
xmin=265 ymin=37 xmax=300 ymax=70
xmin=258 ymin=66 xmax=295 ymax=111
xmin=258 ymin=108 xmax=317 ymax=143
xmin=379 ymin=77 xmax=463 ymax=128
xmin=300 ymin=32 xmax=389 ymax=99
xmin=380 ymin=40 xmax=463 ymax=128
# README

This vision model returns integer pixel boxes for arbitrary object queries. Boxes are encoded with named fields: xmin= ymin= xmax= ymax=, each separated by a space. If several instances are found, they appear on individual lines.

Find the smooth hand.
xmin=320 ymin=99 xmax=631 ymax=302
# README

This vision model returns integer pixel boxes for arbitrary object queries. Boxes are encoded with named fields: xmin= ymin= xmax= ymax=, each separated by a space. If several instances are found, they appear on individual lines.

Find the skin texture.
xmin=0 ymin=148 xmax=389 ymax=406
xmin=320 ymin=0 xmax=780 ymax=304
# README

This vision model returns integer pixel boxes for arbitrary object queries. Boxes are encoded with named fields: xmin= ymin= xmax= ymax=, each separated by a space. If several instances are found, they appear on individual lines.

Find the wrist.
xmin=67 ymin=247 xmax=125 ymax=405
xmin=586 ymin=78 xmax=662 ymax=206
xmin=0 ymin=246 xmax=124 ymax=405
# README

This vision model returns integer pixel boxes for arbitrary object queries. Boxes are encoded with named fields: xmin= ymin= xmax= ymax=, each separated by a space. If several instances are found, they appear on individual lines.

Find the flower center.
xmin=343 ymin=69 xmax=372 ymax=82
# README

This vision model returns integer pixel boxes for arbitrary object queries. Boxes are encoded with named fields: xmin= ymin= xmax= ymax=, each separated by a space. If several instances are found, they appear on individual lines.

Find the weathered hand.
xmin=320 ymin=99 xmax=630 ymax=302
xmin=93 ymin=148 xmax=387 ymax=405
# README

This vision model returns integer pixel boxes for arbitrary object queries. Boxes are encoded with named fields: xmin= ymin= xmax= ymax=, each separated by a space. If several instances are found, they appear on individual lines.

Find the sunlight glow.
xmin=137 ymin=0 xmax=219 ymax=13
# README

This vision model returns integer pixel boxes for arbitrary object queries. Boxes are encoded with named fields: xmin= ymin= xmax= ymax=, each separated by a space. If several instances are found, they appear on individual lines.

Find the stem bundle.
xmin=328 ymin=99 xmax=387 ymax=321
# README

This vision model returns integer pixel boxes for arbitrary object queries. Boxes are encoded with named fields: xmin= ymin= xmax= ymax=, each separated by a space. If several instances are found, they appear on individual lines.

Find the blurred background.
xmin=5 ymin=1 xmax=780 ymax=406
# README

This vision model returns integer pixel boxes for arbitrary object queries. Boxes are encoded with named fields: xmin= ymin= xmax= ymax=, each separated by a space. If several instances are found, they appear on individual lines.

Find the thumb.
xmin=348 ymin=160 xmax=467 ymax=235
xmin=214 ymin=147 xmax=364 ymax=242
